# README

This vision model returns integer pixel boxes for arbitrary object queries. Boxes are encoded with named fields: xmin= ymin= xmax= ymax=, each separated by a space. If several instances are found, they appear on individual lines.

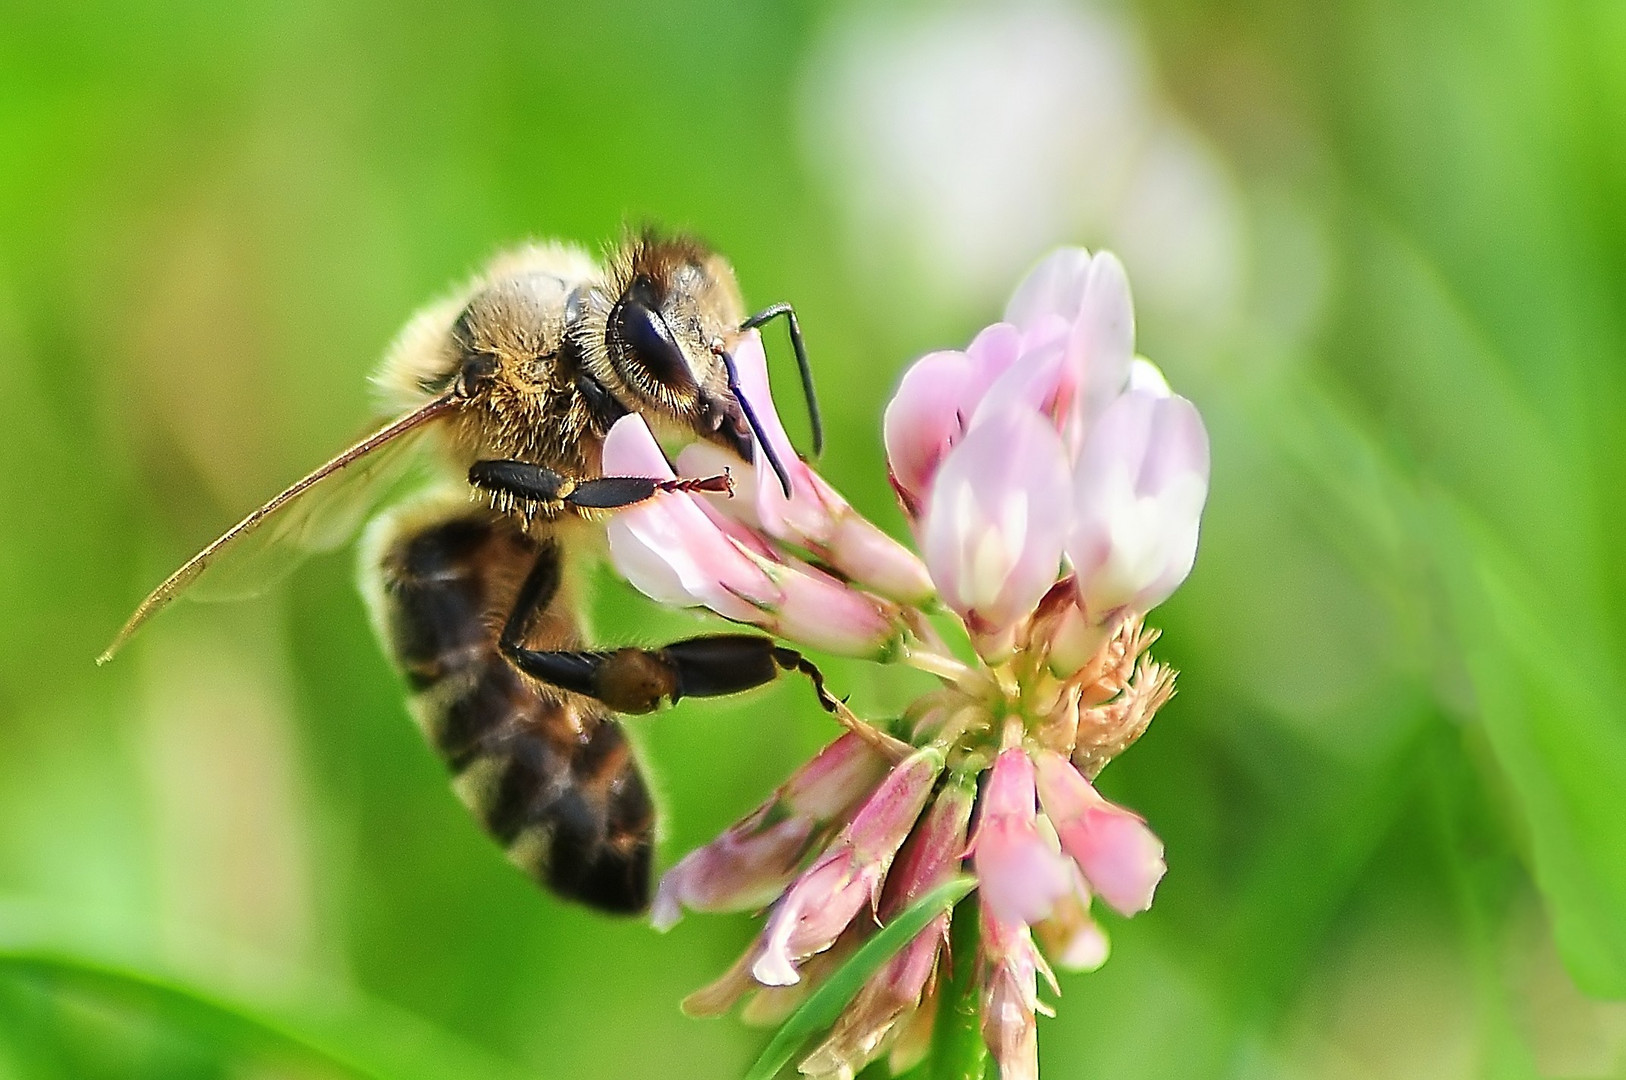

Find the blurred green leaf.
xmin=744 ymin=877 xmax=975 ymax=1080
xmin=1431 ymin=503 xmax=1626 ymax=997
xmin=0 ymin=901 xmax=537 ymax=1080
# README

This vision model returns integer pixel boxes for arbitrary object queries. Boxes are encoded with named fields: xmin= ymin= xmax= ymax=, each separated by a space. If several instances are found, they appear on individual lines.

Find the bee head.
xmin=583 ymin=232 xmax=757 ymax=462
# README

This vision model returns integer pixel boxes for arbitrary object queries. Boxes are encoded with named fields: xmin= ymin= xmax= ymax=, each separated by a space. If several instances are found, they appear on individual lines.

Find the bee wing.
xmin=99 ymin=392 xmax=461 ymax=664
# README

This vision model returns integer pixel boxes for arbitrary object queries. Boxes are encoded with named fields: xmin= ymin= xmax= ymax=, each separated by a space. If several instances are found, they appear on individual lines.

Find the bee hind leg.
xmin=498 ymin=539 xmax=841 ymax=717
xmin=503 ymin=628 xmax=840 ymax=718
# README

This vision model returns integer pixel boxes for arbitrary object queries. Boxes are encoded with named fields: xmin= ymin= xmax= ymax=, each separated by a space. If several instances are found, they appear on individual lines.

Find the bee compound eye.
xmin=611 ymin=288 xmax=694 ymax=393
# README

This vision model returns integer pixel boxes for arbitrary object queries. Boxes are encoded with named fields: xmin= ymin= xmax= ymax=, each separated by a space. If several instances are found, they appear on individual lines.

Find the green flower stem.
xmin=924 ymin=892 xmax=989 ymax=1080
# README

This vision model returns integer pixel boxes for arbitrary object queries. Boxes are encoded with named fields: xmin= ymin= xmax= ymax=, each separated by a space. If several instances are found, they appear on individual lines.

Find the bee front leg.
xmin=468 ymin=459 xmax=731 ymax=513
xmin=500 ymin=632 xmax=842 ymax=718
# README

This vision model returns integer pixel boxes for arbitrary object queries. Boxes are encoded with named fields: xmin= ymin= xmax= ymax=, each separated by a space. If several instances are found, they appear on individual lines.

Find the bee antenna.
xmin=740 ymin=303 xmax=823 ymax=457
xmin=717 ymin=347 xmax=795 ymax=499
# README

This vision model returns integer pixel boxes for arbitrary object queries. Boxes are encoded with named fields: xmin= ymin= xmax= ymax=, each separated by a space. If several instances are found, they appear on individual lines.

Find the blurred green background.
xmin=3 ymin=0 xmax=1625 ymax=1077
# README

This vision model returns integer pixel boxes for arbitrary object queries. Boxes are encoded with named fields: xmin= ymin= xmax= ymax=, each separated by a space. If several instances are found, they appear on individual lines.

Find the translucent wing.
xmin=99 ymin=393 xmax=460 ymax=663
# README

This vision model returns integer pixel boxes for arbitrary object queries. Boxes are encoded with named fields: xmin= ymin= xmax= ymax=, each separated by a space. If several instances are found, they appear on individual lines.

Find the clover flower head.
xmin=602 ymin=247 xmax=1208 ymax=1079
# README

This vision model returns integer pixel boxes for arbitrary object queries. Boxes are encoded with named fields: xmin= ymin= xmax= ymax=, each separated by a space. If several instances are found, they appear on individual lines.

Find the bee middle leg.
xmin=498 ymin=545 xmax=839 ymax=717
xmin=468 ymin=459 xmax=731 ymax=512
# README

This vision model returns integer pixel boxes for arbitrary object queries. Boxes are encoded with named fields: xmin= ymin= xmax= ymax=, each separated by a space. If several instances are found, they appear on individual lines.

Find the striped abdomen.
xmin=365 ymin=503 xmax=653 ymax=912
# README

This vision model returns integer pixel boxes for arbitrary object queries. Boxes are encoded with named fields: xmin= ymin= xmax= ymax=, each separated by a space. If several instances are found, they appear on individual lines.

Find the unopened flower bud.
xmin=1034 ymin=866 xmax=1111 ymax=972
xmin=1033 ymin=750 xmax=1165 ymax=916
xmin=753 ymin=748 xmax=944 ymax=986
xmin=980 ymin=903 xmax=1056 ymax=1080
xmin=922 ymin=410 xmax=1072 ymax=659
xmin=1067 ymin=388 xmax=1209 ymax=624
xmin=653 ymin=733 xmax=889 ymax=930
xmin=603 ymin=414 xmax=902 ymax=657
xmin=970 ymin=748 xmax=1074 ymax=926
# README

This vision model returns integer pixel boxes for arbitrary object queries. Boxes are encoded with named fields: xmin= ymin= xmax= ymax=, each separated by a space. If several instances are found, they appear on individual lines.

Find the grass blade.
xmin=743 ymin=876 xmax=976 ymax=1080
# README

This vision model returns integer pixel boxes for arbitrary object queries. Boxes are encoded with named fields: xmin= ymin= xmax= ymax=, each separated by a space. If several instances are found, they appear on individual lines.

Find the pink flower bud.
xmin=1067 ymin=387 xmax=1209 ymax=623
xmin=801 ymin=780 xmax=975 ymax=1076
xmin=695 ymin=338 xmax=935 ymax=606
xmin=652 ymin=734 xmax=889 ymax=930
xmin=652 ymin=814 xmax=812 ymax=933
xmin=1033 ymin=750 xmax=1165 ymax=916
xmin=1004 ymin=247 xmax=1135 ymax=446
xmin=752 ymin=748 xmax=944 ymax=986
xmin=780 ymin=731 xmax=895 ymax=821
xmin=603 ymin=415 xmax=901 ymax=657
xmin=879 ymin=776 xmax=975 ymax=920
xmin=602 ymin=414 xmax=774 ymax=622
xmin=969 ymin=749 xmax=1073 ymax=926
xmin=979 ymin=903 xmax=1056 ymax=1080
xmin=1034 ymin=866 xmax=1111 ymax=972
xmin=883 ymin=324 xmax=1021 ymax=515
xmin=921 ymin=409 xmax=1072 ymax=657
xmin=751 ymin=554 xmax=903 ymax=658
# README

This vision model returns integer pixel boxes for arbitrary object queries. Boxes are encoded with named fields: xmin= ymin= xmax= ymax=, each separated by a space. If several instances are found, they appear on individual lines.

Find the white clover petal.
xmin=922 ymin=408 xmax=1071 ymax=648
xmin=1068 ymin=390 xmax=1209 ymax=620
xmin=1004 ymin=247 xmax=1095 ymax=332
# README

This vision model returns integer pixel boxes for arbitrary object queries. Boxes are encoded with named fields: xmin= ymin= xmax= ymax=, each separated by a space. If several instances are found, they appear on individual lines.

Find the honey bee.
xmin=101 ymin=231 xmax=832 ymax=913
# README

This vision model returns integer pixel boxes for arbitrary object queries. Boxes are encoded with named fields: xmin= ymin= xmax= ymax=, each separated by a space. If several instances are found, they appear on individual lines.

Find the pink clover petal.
xmin=702 ymin=335 xmax=932 ymax=604
xmin=600 ymin=409 xmax=674 ymax=476
xmin=967 ymin=338 xmax=1074 ymax=436
xmin=657 ymin=734 xmax=891 ymax=932
xmin=1033 ymin=750 xmax=1165 ymax=916
xmin=819 ymin=781 xmax=974 ymax=1054
xmin=726 ymin=330 xmax=801 ymax=481
xmin=1034 ymin=865 xmax=1111 ymax=972
xmin=1003 ymin=248 xmax=1136 ymax=454
xmin=969 ymin=749 xmax=1073 ymax=926
xmin=1126 ymin=355 xmax=1171 ymax=396
xmin=1003 ymin=248 xmax=1096 ymax=333
xmin=979 ymin=904 xmax=1053 ymax=1080
xmin=883 ymin=324 xmax=1023 ymax=517
xmin=824 ymin=513 xmax=936 ymax=607
xmin=726 ymin=331 xmax=836 ymax=541
xmin=921 ymin=409 xmax=1072 ymax=649
xmin=605 ymin=523 xmax=697 ymax=609
xmin=780 ymin=732 xmax=891 ymax=821
xmin=883 ymin=348 xmax=979 ymax=511
xmin=751 ymin=748 xmax=943 ymax=986
xmin=1068 ymin=390 xmax=1209 ymax=621
xmin=877 ymin=777 xmax=975 ymax=920
xmin=602 ymin=415 xmax=777 ymax=621
xmin=963 ymin=321 xmax=1026 ymax=388
xmin=843 ymin=748 xmax=945 ymax=864
xmin=749 ymin=555 xmax=899 ymax=658
xmin=780 ymin=468 xmax=935 ymax=606
xmin=780 ymin=733 xmax=891 ymax=821
xmin=676 ymin=441 xmax=766 ymax=529
xmin=1067 ymin=250 xmax=1135 ymax=429
xmin=651 ymin=813 xmax=814 ymax=931
xmin=752 ymin=853 xmax=875 ymax=987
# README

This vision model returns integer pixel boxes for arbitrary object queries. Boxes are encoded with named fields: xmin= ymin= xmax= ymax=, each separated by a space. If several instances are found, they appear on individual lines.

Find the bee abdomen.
xmin=366 ymin=504 xmax=654 ymax=913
